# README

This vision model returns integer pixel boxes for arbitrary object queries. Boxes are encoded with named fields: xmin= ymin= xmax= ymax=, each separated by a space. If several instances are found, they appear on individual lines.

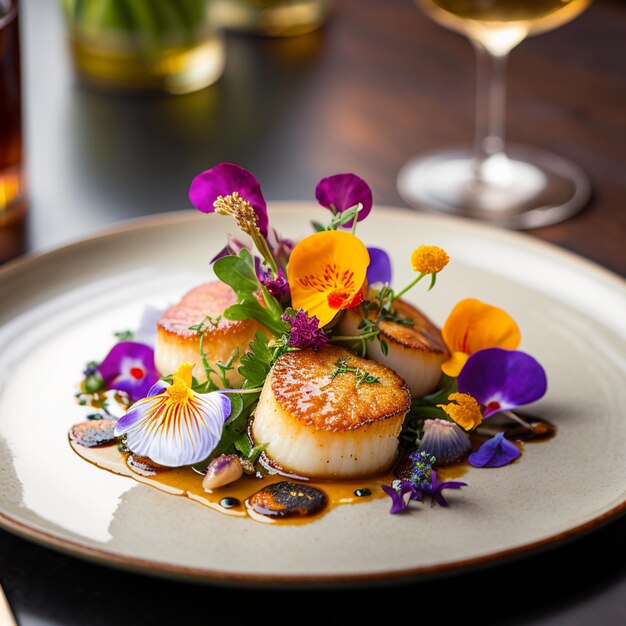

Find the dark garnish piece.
xmin=246 ymin=481 xmax=327 ymax=518
xmin=127 ymin=453 xmax=167 ymax=477
xmin=69 ymin=420 xmax=116 ymax=448
xmin=354 ymin=488 xmax=371 ymax=497
xmin=505 ymin=419 xmax=557 ymax=442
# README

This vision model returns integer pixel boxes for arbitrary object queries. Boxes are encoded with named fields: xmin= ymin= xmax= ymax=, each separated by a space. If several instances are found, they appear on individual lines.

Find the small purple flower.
xmin=315 ymin=173 xmax=373 ymax=228
xmin=458 ymin=348 xmax=547 ymax=418
xmin=97 ymin=341 xmax=160 ymax=402
xmin=366 ymin=247 xmax=392 ymax=285
xmin=382 ymin=482 xmax=421 ymax=514
xmin=469 ymin=432 xmax=521 ymax=468
xmin=262 ymin=269 xmax=290 ymax=301
xmin=423 ymin=470 xmax=467 ymax=506
xmin=189 ymin=163 xmax=269 ymax=237
xmin=282 ymin=309 xmax=328 ymax=351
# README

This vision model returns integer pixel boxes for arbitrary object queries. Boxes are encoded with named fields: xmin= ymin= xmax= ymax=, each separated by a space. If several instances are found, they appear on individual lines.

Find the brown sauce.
xmin=69 ymin=440 xmax=394 ymax=525
xmin=68 ymin=413 xmax=557 ymax=523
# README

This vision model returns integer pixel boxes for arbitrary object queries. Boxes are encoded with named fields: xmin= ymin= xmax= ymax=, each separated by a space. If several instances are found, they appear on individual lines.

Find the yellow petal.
xmin=442 ymin=298 xmax=521 ymax=356
xmin=288 ymin=230 xmax=370 ymax=327
xmin=441 ymin=351 xmax=468 ymax=377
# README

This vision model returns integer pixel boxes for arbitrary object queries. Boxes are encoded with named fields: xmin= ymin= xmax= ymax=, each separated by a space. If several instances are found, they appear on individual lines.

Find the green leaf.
xmin=238 ymin=331 xmax=273 ymax=389
xmin=213 ymin=250 xmax=259 ymax=294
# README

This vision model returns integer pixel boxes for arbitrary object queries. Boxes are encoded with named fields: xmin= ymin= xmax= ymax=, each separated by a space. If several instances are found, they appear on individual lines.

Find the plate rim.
xmin=1 ymin=205 xmax=625 ymax=585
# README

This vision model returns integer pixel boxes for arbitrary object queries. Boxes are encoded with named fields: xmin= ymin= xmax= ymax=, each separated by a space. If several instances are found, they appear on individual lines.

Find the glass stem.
xmin=472 ymin=41 xmax=509 ymax=183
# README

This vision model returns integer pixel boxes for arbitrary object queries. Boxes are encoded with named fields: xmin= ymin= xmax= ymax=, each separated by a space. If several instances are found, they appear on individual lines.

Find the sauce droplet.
xmin=354 ymin=488 xmax=372 ymax=497
xmin=220 ymin=497 xmax=240 ymax=509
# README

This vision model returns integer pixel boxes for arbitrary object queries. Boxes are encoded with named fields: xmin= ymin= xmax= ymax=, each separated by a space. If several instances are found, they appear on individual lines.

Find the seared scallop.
xmin=338 ymin=297 xmax=448 ymax=398
xmin=154 ymin=281 xmax=267 ymax=386
xmin=252 ymin=345 xmax=411 ymax=479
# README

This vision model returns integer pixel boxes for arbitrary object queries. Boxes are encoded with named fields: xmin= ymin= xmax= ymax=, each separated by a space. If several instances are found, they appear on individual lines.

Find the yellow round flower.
xmin=438 ymin=392 xmax=483 ymax=431
xmin=410 ymin=246 xmax=449 ymax=274
xmin=288 ymin=231 xmax=369 ymax=327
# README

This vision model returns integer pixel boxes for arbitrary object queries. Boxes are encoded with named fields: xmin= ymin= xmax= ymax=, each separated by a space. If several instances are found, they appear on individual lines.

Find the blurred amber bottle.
xmin=62 ymin=0 xmax=225 ymax=94
xmin=211 ymin=0 xmax=330 ymax=36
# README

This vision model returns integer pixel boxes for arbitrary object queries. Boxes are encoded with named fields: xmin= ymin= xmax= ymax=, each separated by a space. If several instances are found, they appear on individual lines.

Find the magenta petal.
xmin=189 ymin=163 xmax=268 ymax=237
xmin=468 ymin=432 xmax=521 ymax=468
xmin=315 ymin=173 xmax=373 ymax=227
xmin=366 ymin=247 xmax=392 ymax=284
xmin=458 ymin=348 xmax=547 ymax=417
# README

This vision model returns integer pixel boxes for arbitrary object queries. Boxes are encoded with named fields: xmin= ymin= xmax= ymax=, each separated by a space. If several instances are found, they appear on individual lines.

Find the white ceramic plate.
xmin=0 ymin=205 xmax=625 ymax=585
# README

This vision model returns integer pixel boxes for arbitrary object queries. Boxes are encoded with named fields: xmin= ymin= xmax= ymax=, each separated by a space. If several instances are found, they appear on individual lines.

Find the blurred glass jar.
xmin=62 ymin=0 xmax=225 ymax=94
xmin=211 ymin=0 xmax=330 ymax=36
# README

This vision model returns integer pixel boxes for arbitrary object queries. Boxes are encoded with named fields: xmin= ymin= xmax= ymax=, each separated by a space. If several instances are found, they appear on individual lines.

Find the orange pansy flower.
xmin=288 ymin=231 xmax=369 ymax=327
xmin=441 ymin=298 xmax=521 ymax=377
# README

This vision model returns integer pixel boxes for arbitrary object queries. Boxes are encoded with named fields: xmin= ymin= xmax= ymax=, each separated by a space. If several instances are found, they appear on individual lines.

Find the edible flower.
xmin=190 ymin=163 xmax=278 ymax=274
xmin=457 ymin=348 xmax=547 ymax=418
xmin=410 ymin=245 xmax=449 ymax=275
xmin=114 ymin=363 xmax=231 ymax=467
xmin=97 ymin=341 xmax=159 ymax=402
xmin=257 ymin=264 xmax=290 ymax=301
xmin=383 ymin=450 xmax=466 ymax=513
xmin=189 ymin=163 xmax=268 ymax=237
xmin=441 ymin=298 xmax=521 ymax=377
xmin=281 ymin=309 xmax=328 ymax=351
xmin=315 ymin=173 xmax=373 ymax=228
xmin=418 ymin=418 xmax=471 ymax=465
xmin=366 ymin=247 xmax=392 ymax=285
xmin=393 ymin=245 xmax=449 ymax=300
xmin=469 ymin=432 xmax=521 ymax=468
xmin=426 ymin=471 xmax=467 ymax=507
xmin=288 ymin=230 xmax=369 ymax=327
xmin=437 ymin=392 xmax=483 ymax=431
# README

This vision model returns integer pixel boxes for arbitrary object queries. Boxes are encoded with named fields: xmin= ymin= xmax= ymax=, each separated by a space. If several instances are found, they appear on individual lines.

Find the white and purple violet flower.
xmin=114 ymin=363 xmax=231 ymax=467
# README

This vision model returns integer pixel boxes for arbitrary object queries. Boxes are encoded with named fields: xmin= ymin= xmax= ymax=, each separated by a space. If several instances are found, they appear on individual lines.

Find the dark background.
xmin=2 ymin=0 xmax=625 ymax=623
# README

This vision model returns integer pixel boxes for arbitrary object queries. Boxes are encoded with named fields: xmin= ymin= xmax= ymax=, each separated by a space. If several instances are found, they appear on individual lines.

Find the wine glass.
xmin=398 ymin=0 xmax=593 ymax=229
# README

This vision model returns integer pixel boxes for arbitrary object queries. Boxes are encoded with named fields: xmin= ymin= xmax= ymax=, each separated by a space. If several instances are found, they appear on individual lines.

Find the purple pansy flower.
xmin=115 ymin=363 xmax=231 ymax=467
xmin=366 ymin=247 xmax=392 ymax=285
xmin=469 ymin=432 xmax=521 ymax=468
xmin=97 ymin=341 xmax=160 ymax=402
xmin=189 ymin=163 xmax=269 ymax=237
xmin=458 ymin=348 xmax=547 ymax=418
xmin=282 ymin=309 xmax=328 ymax=351
xmin=315 ymin=173 xmax=373 ymax=227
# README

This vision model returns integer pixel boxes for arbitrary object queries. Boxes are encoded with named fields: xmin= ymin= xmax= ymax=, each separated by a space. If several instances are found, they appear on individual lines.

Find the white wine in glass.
xmin=398 ymin=0 xmax=593 ymax=229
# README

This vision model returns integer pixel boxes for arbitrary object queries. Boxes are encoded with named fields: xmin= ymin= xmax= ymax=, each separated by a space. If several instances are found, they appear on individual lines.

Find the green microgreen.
xmin=331 ymin=357 xmax=381 ymax=387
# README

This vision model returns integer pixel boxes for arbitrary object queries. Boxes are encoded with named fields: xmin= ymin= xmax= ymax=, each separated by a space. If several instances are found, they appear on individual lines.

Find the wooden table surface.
xmin=1 ymin=0 xmax=625 ymax=624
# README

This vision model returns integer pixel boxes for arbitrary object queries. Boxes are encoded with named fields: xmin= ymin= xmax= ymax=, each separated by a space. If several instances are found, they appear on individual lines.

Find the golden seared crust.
xmin=270 ymin=345 xmax=410 ymax=432
xmin=379 ymin=299 xmax=447 ymax=354
xmin=158 ymin=282 xmax=260 ymax=341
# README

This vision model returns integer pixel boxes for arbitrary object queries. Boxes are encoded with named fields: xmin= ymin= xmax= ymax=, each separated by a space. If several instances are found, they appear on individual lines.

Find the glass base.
xmin=397 ymin=144 xmax=591 ymax=229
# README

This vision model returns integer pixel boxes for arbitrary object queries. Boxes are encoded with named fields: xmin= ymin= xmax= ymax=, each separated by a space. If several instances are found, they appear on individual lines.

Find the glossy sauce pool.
xmin=70 ymin=441 xmax=394 ymax=525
